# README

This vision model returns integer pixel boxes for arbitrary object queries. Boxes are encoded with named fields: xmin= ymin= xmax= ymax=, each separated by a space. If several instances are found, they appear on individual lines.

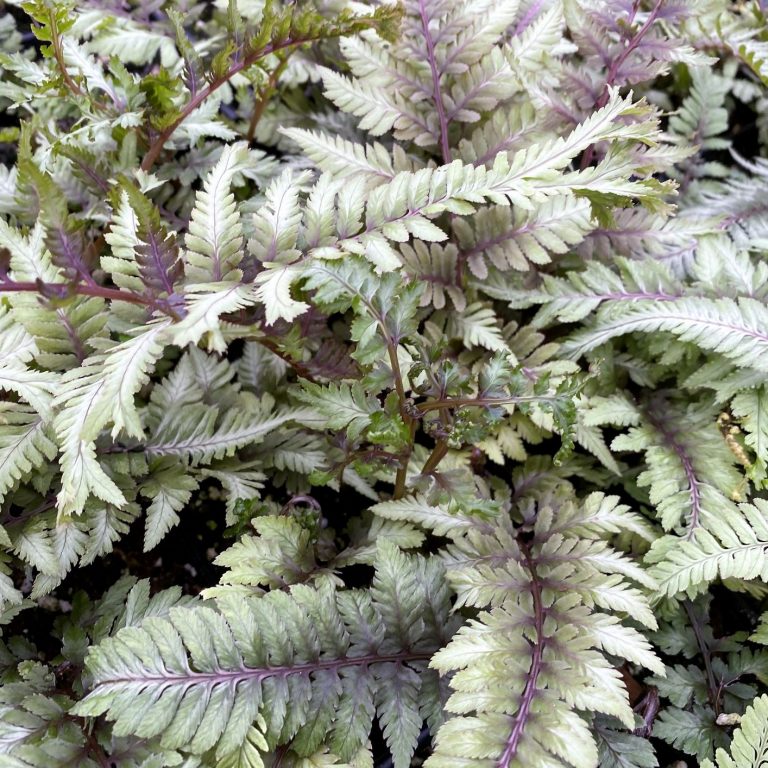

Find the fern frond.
xmin=338 ymin=35 xmax=431 ymax=101
xmin=102 ymin=189 xmax=144 ymax=295
xmin=294 ymin=381 xmax=382 ymax=442
xmin=236 ymin=341 xmax=288 ymax=392
xmin=459 ymin=101 xmax=543 ymax=166
xmin=563 ymin=298 xmax=768 ymax=371
xmin=173 ymin=98 xmax=239 ymax=145
xmin=319 ymin=68 xmax=407 ymax=139
xmin=534 ymin=257 xmax=681 ymax=326
xmin=8 ymin=514 xmax=62 ymax=579
xmin=448 ymin=302 xmax=508 ymax=352
xmin=54 ymin=320 xmax=173 ymax=516
xmin=93 ymin=576 xmax=196 ymax=638
xmin=61 ymin=36 xmax=120 ymax=103
xmin=80 ymin=500 xmax=141 ymax=566
xmin=503 ymin=90 xmax=660 ymax=179
xmin=1 ymin=218 xmax=107 ymax=368
xmin=247 ymin=168 xmax=312 ymax=266
xmin=185 ymin=142 xmax=248 ymax=283
xmin=3 ymin=3 xmax=767 ymax=765
xmin=685 ymin=159 xmax=768 ymax=251
xmin=376 ymin=492 xmax=663 ymax=768
xmin=85 ymin=14 xmax=179 ymax=67
xmin=669 ymin=67 xmax=730 ymax=154
xmin=371 ymin=495 xmax=488 ymax=538
xmin=598 ymin=398 xmax=743 ymax=533
xmin=595 ymin=718 xmax=659 ymax=768
xmin=254 ymin=98 xmax=670 ymax=323
xmin=444 ymin=47 xmax=518 ymax=124
xmin=702 ymin=694 xmax=768 ymax=768
xmin=509 ymin=3 xmax=573 ymax=83
xmin=581 ymin=208 xmax=714 ymax=271
xmin=170 ymin=283 xmax=256 ymax=350
xmin=0 ymin=311 xmax=59 ymax=419
xmin=145 ymin=394 xmax=311 ymax=464
xmin=73 ymin=545 xmax=452 ymax=768
xmin=259 ymin=430 xmax=326 ymax=476
xmin=139 ymin=459 xmax=199 ymax=551
xmin=282 ymin=128 xmax=399 ymax=184
xmin=649 ymin=500 xmax=768 ymax=598
xmin=21 ymin=161 xmax=94 ymax=286
xmin=436 ymin=0 xmax=521 ymax=75
xmin=119 ymin=180 xmax=184 ymax=302
xmin=399 ymin=240 xmax=464 ymax=310
xmin=653 ymin=705 xmax=726 ymax=761
xmin=455 ymin=195 xmax=593 ymax=277
xmin=0 ymin=164 xmax=21 ymax=215
xmin=203 ymin=516 xmax=324 ymax=596
xmin=253 ymin=263 xmax=310 ymax=326
xmin=198 ymin=459 xmax=265 ymax=522
xmin=0 ymin=404 xmax=57 ymax=506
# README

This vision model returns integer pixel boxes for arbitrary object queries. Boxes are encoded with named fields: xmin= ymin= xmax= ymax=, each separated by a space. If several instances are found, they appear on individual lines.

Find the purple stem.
xmin=512 ymin=0 xmax=545 ymax=37
xmin=0 ymin=279 xmax=156 ymax=308
xmin=497 ymin=540 xmax=545 ymax=767
xmin=93 ymin=649 xmax=433 ymax=687
xmin=644 ymin=401 xmax=702 ymax=536
xmin=683 ymin=601 xmax=720 ymax=713
xmin=58 ymin=309 xmax=87 ymax=362
xmin=141 ymin=228 xmax=177 ymax=297
xmin=598 ymin=0 xmax=665 ymax=109
xmin=418 ymin=0 xmax=451 ymax=164
xmin=581 ymin=0 xmax=665 ymax=169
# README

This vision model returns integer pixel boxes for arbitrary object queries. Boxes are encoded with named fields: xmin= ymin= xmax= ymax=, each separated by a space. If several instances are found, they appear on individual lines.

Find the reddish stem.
xmin=418 ymin=0 xmax=451 ymax=164
xmin=47 ymin=9 xmax=85 ymax=100
xmin=421 ymin=439 xmax=449 ymax=475
xmin=246 ymin=57 xmax=289 ymax=143
xmin=0 ymin=279 xmax=156 ymax=308
xmin=599 ymin=0 xmax=665 ymax=110
xmin=142 ymin=34 xmax=340 ymax=171
xmin=581 ymin=0 xmax=665 ymax=169
xmin=497 ymin=540 xmax=545 ymax=767
xmin=644 ymin=400 xmax=703 ymax=538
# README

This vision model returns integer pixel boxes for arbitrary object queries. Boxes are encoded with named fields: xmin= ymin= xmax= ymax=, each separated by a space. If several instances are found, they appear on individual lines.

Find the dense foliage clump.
xmin=2 ymin=0 xmax=768 ymax=766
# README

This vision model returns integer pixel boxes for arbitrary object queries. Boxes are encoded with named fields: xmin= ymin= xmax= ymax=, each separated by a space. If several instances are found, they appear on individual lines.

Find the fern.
xmin=585 ymin=396 xmax=743 ymax=534
xmin=295 ymin=381 xmax=382 ymax=442
xmin=457 ymin=195 xmax=594 ymax=277
xmin=563 ymin=298 xmax=768 ymax=370
xmin=2 ymin=0 xmax=768 ymax=765
xmin=143 ymin=394 xmax=311 ymax=464
xmin=73 ymin=544 xmax=454 ymax=768
xmin=54 ymin=321 xmax=172 ymax=517
xmin=408 ymin=491 xmax=663 ymax=768
xmin=282 ymin=127 xmax=403 ymax=184
xmin=702 ymin=695 xmax=768 ymax=768
xmin=184 ymin=142 xmax=248 ymax=284
xmin=0 ymin=404 xmax=57 ymax=506
xmin=649 ymin=500 xmax=768 ymax=599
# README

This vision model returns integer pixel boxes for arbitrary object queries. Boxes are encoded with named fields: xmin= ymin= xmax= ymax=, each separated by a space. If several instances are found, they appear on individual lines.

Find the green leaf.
xmin=563 ymin=298 xmax=768 ymax=372
xmin=54 ymin=321 xmax=173 ymax=516
xmin=649 ymin=500 xmax=768 ymax=598
xmin=73 ymin=553 xmax=449 ymax=762
xmin=140 ymin=461 xmax=199 ymax=551
xmin=185 ymin=142 xmax=248 ymax=284
xmin=701 ymin=695 xmax=768 ymax=768
xmin=294 ymin=381 xmax=381 ymax=442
